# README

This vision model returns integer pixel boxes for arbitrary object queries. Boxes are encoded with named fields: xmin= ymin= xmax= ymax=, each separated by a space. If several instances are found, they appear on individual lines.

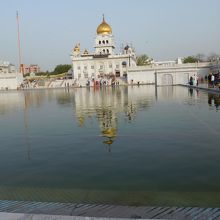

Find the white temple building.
xmin=0 ymin=61 xmax=23 ymax=90
xmin=71 ymin=16 xmax=136 ymax=86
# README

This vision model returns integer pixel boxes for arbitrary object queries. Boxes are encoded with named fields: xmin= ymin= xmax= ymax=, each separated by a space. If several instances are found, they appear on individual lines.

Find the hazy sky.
xmin=1 ymin=0 xmax=220 ymax=71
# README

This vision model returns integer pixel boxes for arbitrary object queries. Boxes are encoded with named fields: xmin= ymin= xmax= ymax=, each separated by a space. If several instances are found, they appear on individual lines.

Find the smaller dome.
xmin=124 ymin=45 xmax=130 ymax=50
xmin=97 ymin=15 xmax=112 ymax=35
xmin=73 ymin=44 xmax=80 ymax=52
xmin=83 ymin=49 xmax=89 ymax=55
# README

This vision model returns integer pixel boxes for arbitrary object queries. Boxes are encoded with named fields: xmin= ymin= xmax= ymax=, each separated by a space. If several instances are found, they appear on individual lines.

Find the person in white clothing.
xmin=211 ymin=74 xmax=215 ymax=87
xmin=193 ymin=74 xmax=198 ymax=86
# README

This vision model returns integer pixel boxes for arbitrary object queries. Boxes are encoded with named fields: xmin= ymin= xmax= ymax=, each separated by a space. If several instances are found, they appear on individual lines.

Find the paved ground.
xmin=184 ymin=83 xmax=220 ymax=93
xmin=2 ymin=213 xmax=153 ymax=220
xmin=1 ymin=200 xmax=220 ymax=220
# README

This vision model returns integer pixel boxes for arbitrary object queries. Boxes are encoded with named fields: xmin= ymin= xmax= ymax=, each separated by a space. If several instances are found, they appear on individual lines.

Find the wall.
xmin=127 ymin=69 xmax=155 ymax=84
xmin=127 ymin=63 xmax=210 ymax=86
xmin=0 ymin=73 xmax=23 ymax=90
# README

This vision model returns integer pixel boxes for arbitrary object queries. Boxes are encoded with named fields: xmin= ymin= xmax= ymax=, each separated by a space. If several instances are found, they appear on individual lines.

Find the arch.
xmin=161 ymin=74 xmax=173 ymax=86
xmin=122 ymin=61 xmax=127 ymax=66
xmin=107 ymin=49 xmax=109 ymax=54
xmin=102 ymin=40 xmax=105 ymax=44
xmin=99 ymin=41 xmax=101 ymax=45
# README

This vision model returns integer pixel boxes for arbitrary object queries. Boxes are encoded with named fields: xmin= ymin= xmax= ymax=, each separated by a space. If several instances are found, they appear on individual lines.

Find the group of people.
xmin=207 ymin=72 xmax=220 ymax=88
xmin=189 ymin=74 xmax=199 ymax=86
xmin=189 ymin=72 xmax=220 ymax=90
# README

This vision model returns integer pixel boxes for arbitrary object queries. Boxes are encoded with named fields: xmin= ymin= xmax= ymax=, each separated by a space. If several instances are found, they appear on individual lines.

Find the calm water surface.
xmin=0 ymin=85 xmax=220 ymax=206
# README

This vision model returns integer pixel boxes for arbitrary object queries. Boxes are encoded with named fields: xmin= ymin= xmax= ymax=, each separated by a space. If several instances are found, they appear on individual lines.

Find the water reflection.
xmin=73 ymin=86 xmax=154 ymax=149
xmin=208 ymin=93 xmax=220 ymax=111
xmin=0 ymin=86 xmax=219 ymax=154
xmin=1 ymin=86 xmax=220 ymax=207
xmin=0 ymin=86 xmax=218 ymax=117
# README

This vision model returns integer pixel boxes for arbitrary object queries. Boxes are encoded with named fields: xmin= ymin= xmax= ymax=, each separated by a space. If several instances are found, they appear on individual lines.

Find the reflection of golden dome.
xmin=97 ymin=15 xmax=112 ymax=35
xmin=78 ymin=116 xmax=84 ymax=127
xmin=103 ymin=139 xmax=113 ymax=145
xmin=102 ymin=128 xmax=116 ymax=138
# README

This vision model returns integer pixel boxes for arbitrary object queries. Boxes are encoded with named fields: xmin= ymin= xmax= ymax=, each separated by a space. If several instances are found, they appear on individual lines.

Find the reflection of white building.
xmin=0 ymin=92 xmax=25 ymax=114
xmin=71 ymin=16 xmax=136 ymax=85
xmin=0 ymin=61 xmax=23 ymax=90
xmin=73 ymin=86 xmax=155 ymax=146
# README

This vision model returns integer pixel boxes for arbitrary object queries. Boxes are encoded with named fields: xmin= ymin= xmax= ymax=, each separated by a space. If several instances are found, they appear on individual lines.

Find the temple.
xmin=71 ymin=15 xmax=136 ymax=86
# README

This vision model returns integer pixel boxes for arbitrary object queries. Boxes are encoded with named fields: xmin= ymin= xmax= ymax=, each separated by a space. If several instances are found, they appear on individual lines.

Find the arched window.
xmin=106 ymin=40 xmax=109 ymax=44
xmin=107 ymin=49 xmax=109 ymax=54
xmin=103 ymin=49 xmax=106 ymax=53
xmin=102 ymin=40 xmax=105 ymax=44
xmin=122 ymin=61 xmax=127 ymax=66
xmin=99 ymin=41 xmax=101 ymax=45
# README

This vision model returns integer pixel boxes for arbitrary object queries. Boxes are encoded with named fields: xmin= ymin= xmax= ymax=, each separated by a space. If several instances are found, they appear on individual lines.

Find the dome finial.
xmin=102 ymin=14 xmax=105 ymax=22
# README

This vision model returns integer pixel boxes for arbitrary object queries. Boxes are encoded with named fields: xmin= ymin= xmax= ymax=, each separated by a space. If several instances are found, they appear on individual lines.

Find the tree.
xmin=195 ymin=53 xmax=206 ymax=62
xmin=136 ymin=54 xmax=153 ymax=66
xmin=53 ymin=64 xmax=72 ymax=75
xmin=183 ymin=56 xmax=199 ymax=63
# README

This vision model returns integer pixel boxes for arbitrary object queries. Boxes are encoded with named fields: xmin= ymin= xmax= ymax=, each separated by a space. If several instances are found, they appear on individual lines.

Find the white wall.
xmin=0 ymin=73 xmax=23 ymax=90
xmin=127 ymin=70 xmax=155 ymax=84
xmin=127 ymin=64 xmax=211 ymax=86
xmin=156 ymin=71 xmax=196 ymax=86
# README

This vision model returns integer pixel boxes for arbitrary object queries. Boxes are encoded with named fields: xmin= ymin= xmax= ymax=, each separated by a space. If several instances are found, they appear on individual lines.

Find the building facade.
xmin=20 ymin=64 xmax=41 ymax=75
xmin=71 ymin=16 xmax=136 ymax=85
xmin=0 ymin=61 xmax=23 ymax=90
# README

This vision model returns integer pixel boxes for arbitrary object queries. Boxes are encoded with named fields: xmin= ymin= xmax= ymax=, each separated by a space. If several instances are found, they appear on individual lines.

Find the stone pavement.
xmin=183 ymin=83 xmax=220 ymax=93
xmin=0 ymin=213 xmax=156 ymax=220
xmin=0 ymin=200 xmax=220 ymax=220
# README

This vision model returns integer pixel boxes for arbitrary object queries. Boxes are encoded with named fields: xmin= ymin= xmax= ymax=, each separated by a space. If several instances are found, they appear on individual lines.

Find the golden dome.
xmin=73 ymin=43 xmax=80 ymax=52
xmin=97 ymin=15 xmax=112 ymax=35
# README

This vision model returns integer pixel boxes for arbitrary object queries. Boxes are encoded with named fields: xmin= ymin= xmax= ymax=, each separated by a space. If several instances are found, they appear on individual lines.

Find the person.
xmin=211 ymin=74 xmax=215 ymax=88
xmin=189 ymin=76 xmax=193 ymax=85
xmin=193 ymin=74 xmax=198 ymax=86
xmin=208 ymin=73 xmax=212 ymax=87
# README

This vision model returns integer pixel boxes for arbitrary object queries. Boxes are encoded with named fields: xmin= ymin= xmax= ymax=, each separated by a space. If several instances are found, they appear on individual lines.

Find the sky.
xmin=0 ymin=0 xmax=220 ymax=71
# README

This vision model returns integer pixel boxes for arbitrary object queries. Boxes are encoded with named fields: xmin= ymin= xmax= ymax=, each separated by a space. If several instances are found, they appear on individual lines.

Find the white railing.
xmin=128 ymin=62 xmax=211 ymax=72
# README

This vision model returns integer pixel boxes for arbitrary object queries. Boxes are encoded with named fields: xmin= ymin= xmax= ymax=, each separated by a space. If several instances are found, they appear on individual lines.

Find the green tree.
xmin=195 ymin=53 xmax=206 ymax=62
xmin=183 ymin=56 xmax=199 ymax=63
xmin=136 ymin=54 xmax=153 ymax=66
xmin=53 ymin=64 xmax=72 ymax=75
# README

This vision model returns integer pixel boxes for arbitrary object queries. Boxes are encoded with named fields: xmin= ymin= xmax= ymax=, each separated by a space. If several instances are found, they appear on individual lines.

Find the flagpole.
xmin=16 ymin=11 xmax=22 ymax=74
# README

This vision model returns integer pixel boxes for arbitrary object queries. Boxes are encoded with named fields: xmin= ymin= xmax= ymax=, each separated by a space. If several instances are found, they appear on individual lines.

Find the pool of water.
xmin=0 ymin=85 xmax=220 ymax=207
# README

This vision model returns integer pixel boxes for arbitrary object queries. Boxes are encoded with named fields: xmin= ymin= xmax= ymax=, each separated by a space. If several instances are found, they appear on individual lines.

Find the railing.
xmin=128 ymin=62 xmax=211 ymax=72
